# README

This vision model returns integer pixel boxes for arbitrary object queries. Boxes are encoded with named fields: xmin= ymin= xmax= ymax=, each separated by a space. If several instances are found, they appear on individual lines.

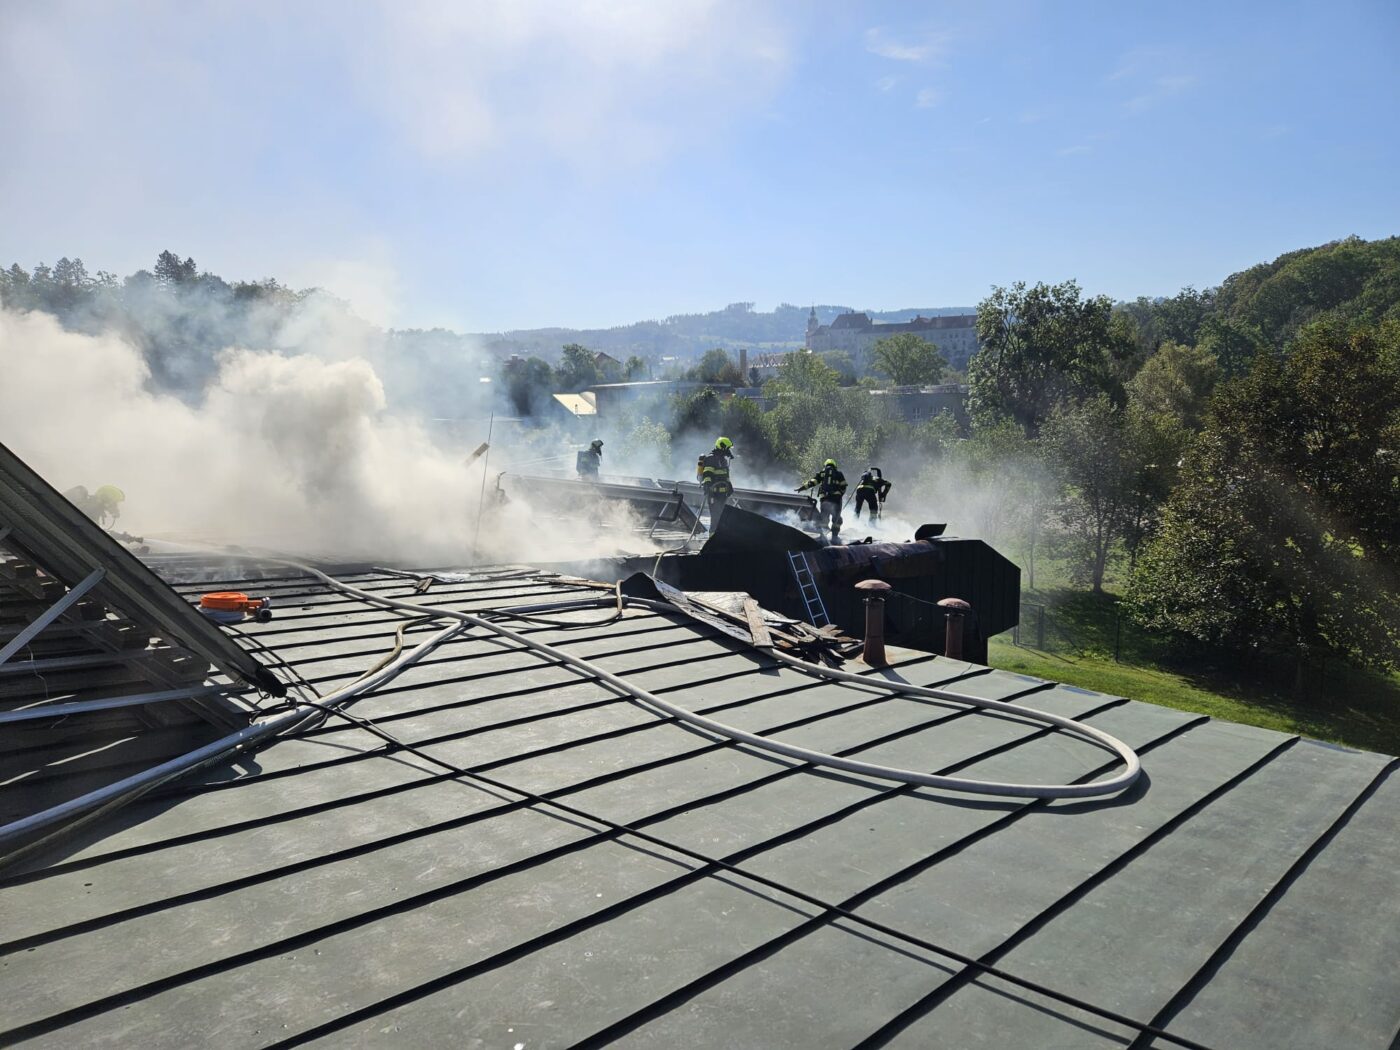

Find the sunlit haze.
xmin=2 ymin=0 xmax=1397 ymax=331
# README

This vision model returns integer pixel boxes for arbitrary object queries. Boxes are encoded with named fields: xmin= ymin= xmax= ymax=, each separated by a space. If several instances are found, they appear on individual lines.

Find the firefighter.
xmin=696 ymin=436 xmax=735 ymax=528
xmin=854 ymin=468 xmax=880 ymax=520
xmin=63 ymin=484 xmax=125 ymax=528
xmin=873 ymin=467 xmax=893 ymax=515
xmin=797 ymin=459 xmax=847 ymax=537
xmin=577 ymin=438 xmax=603 ymax=479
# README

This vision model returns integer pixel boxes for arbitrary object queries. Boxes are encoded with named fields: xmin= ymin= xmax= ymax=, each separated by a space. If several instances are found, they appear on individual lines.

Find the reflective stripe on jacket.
xmin=804 ymin=468 xmax=846 ymax=500
xmin=698 ymin=450 xmax=733 ymax=495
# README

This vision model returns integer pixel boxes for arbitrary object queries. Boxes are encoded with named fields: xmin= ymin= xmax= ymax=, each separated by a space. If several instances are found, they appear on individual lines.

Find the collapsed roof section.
xmin=0 ymin=441 xmax=289 ymax=857
xmin=0 ymin=440 xmax=285 ymax=701
xmin=539 ymin=506 xmax=1021 ymax=660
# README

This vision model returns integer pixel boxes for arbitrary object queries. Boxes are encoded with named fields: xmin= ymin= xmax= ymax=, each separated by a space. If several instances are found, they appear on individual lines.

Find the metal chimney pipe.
xmin=938 ymin=597 xmax=972 ymax=660
xmin=854 ymin=579 xmax=892 ymax=666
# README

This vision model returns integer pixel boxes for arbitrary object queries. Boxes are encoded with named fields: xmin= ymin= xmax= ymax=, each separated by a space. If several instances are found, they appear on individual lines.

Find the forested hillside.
xmin=483 ymin=302 xmax=975 ymax=359
xmin=3 ymin=237 xmax=1397 ymax=704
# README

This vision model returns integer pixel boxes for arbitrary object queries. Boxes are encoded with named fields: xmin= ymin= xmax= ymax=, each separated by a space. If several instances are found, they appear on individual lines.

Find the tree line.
xmin=964 ymin=237 xmax=1400 ymax=682
xmin=1 ymin=250 xmax=312 ymax=396
xmin=6 ymin=238 xmax=1398 ymax=682
xmin=585 ymin=236 xmax=1400 ymax=683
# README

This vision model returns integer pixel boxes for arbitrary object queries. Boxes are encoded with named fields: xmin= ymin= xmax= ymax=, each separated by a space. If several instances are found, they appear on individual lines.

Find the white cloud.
xmin=876 ymin=75 xmax=898 ymax=92
xmin=351 ymin=1 xmax=791 ymax=167
xmin=864 ymin=26 xmax=950 ymax=63
xmin=1 ymin=1 xmax=792 ymax=179
xmin=915 ymin=88 xmax=944 ymax=109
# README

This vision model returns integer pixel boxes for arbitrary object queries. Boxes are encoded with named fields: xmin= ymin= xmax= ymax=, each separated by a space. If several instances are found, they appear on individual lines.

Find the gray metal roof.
xmin=2 ymin=567 xmax=1397 ymax=1048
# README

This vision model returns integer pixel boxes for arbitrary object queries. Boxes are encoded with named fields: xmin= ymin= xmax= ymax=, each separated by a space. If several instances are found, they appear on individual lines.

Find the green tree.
xmin=1041 ymin=395 xmax=1134 ymax=592
xmin=153 ymin=249 xmax=197 ymax=288
xmin=1196 ymin=316 xmax=1265 ymax=378
xmin=1127 ymin=319 xmax=1400 ymax=677
xmin=907 ymin=411 xmax=961 ymax=461
xmin=1119 ymin=405 xmax=1185 ymax=569
xmin=762 ymin=352 xmax=879 ymax=469
xmin=501 ymin=356 xmax=554 ymax=416
xmin=617 ymin=417 xmax=673 ymax=473
xmin=871 ymin=332 xmax=947 ymax=387
xmin=718 ymin=395 xmax=779 ymax=471
xmin=689 ymin=347 xmax=743 ymax=385
xmin=1117 ymin=287 xmax=1216 ymax=355
xmin=0 ymin=263 xmax=31 ymax=309
xmin=624 ymin=355 xmax=648 ymax=380
xmin=556 ymin=343 xmax=598 ymax=391
xmin=798 ymin=423 xmax=873 ymax=481
xmin=817 ymin=349 xmax=858 ymax=385
xmin=673 ymin=387 xmax=723 ymax=434
xmin=766 ymin=350 xmax=839 ymax=397
xmin=1126 ymin=341 xmax=1220 ymax=431
xmin=916 ymin=419 xmax=1048 ymax=566
xmin=968 ymin=280 xmax=1131 ymax=436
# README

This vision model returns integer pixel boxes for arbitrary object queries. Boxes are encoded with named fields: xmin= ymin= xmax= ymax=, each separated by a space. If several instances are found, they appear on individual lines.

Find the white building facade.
xmin=805 ymin=308 xmax=980 ymax=370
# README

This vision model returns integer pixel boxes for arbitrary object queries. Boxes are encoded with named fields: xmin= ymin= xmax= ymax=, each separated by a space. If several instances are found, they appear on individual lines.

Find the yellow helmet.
xmin=94 ymin=485 xmax=125 ymax=505
xmin=823 ymin=459 xmax=837 ymax=468
xmin=716 ymin=437 xmax=733 ymax=450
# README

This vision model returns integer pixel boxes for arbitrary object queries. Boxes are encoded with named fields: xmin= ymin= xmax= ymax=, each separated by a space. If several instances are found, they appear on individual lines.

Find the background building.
xmin=869 ymin=383 xmax=971 ymax=431
xmin=806 ymin=308 xmax=980 ymax=370
xmin=588 ymin=379 xmax=706 ymax=418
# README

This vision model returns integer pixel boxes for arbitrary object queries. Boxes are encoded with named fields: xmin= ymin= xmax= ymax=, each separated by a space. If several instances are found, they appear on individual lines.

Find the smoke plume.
xmin=0 ymin=306 xmax=649 ymax=565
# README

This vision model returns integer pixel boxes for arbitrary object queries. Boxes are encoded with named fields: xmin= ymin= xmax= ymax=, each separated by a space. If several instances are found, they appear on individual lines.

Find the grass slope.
xmin=988 ymin=586 xmax=1400 ymax=757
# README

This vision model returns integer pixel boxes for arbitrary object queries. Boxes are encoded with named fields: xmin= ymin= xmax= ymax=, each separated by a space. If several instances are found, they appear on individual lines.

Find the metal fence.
xmin=1012 ymin=602 xmax=1046 ymax=649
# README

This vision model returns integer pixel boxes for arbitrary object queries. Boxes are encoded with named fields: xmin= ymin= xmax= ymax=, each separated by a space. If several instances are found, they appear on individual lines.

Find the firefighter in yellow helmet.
xmin=696 ymin=436 xmax=735 ymax=528
xmin=797 ymin=459 xmax=846 ymax=537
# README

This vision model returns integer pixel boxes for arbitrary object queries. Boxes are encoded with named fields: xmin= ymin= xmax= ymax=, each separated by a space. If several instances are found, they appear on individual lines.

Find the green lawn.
xmin=988 ymin=585 xmax=1400 ymax=756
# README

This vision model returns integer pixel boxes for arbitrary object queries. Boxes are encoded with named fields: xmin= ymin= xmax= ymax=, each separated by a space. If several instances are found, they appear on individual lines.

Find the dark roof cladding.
xmin=2 ymin=565 xmax=1398 ymax=1048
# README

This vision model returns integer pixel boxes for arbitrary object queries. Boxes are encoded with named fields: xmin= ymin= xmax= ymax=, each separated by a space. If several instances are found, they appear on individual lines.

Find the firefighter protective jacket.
xmin=802 ymin=466 xmax=847 ymax=501
xmin=697 ymin=449 xmax=734 ymax=496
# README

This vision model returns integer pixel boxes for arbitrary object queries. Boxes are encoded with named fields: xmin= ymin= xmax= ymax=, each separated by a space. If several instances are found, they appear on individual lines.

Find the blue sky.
xmin=2 ymin=0 xmax=1397 ymax=332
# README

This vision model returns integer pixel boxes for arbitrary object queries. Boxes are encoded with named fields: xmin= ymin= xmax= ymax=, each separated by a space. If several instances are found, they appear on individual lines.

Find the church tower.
xmin=806 ymin=305 xmax=819 ymax=347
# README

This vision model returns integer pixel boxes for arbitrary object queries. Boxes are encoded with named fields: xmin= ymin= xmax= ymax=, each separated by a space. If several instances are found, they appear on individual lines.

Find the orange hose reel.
xmin=199 ymin=591 xmax=273 ymax=622
xmin=199 ymin=591 xmax=265 ymax=612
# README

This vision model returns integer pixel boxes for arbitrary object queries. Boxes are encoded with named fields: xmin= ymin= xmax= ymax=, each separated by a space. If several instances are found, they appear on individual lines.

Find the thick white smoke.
xmin=0 ymin=307 xmax=648 ymax=565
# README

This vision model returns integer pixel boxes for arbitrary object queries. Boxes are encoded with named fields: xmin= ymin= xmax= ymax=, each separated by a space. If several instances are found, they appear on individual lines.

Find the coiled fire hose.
xmin=278 ymin=562 xmax=1141 ymax=800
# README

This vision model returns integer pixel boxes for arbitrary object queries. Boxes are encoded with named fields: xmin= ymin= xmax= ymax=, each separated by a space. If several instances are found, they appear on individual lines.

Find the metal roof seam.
xmin=1130 ymin=758 xmax=1400 ymax=1047
xmin=0 ymin=686 xmax=1117 ymax=955
xmin=236 ymin=704 xmax=1214 ymax=1050
xmin=850 ymin=735 xmax=1301 ymax=1047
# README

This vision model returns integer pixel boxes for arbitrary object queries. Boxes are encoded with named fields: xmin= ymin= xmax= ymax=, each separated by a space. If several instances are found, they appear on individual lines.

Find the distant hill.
xmin=1213 ymin=235 xmax=1400 ymax=344
xmin=1115 ymin=235 xmax=1400 ymax=368
xmin=474 ymin=302 xmax=977 ymax=362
